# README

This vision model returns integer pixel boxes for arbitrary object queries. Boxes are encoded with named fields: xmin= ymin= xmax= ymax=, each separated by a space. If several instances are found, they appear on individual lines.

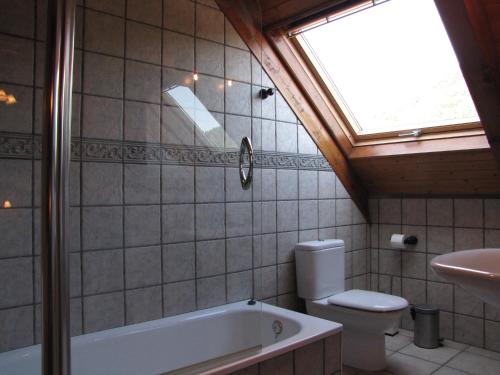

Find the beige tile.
xmin=485 ymin=199 xmax=500 ymax=229
xmin=427 ymin=281 xmax=453 ymax=312
xmin=433 ymin=367 xmax=470 ymax=375
xmin=454 ymin=199 xmax=483 ymax=228
xmin=324 ymin=334 xmax=342 ymax=374
xmin=379 ymin=198 xmax=401 ymax=224
xmin=369 ymin=198 xmax=379 ymax=224
xmin=402 ymin=278 xmax=426 ymax=305
xmin=164 ymin=0 xmax=194 ymax=35
xmin=441 ymin=339 xmax=468 ymax=351
xmin=259 ymin=352 xmax=293 ymax=375
xmin=485 ymin=303 xmax=500 ymax=321
xmin=294 ymin=340 xmax=323 ymax=375
xmin=402 ymin=198 xmax=426 ymax=225
xmin=466 ymin=346 xmax=500 ymax=361
xmin=342 ymin=365 xmax=361 ymax=375
xmin=399 ymin=329 xmax=415 ymax=338
xmin=440 ymin=311 xmax=454 ymax=340
xmin=454 ymin=228 xmax=484 ymax=251
xmin=448 ymin=351 xmax=500 ymax=375
xmin=385 ymin=353 xmax=440 ymax=375
xmin=196 ymin=3 xmax=224 ymax=43
xmin=454 ymin=314 xmax=484 ymax=347
xmin=485 ymin=320 xmax=500 ymax=353
xmin=379 ymin=249 xmax=401 ymax=276
xmin=485 ymin=229 xmax=500 ymax=248
xmin=230 ymin=364 xmax=259 ymax=375
xmin=402 ymin=252 xmax=426 ymax=279
xmin=391 ymin=276 xmax=402 ymax=296
xmin=385 ymin=332 xmax=413 ymax=351
xmin=399 ymin=343 xmax=461 ymax=365
xmin=454 ymin=286 xmax=483 ymax=318
xmin=427 ymin=199 xmax=453 ymax=226
xmin=427 ymin=226 xmax=453 ymax=254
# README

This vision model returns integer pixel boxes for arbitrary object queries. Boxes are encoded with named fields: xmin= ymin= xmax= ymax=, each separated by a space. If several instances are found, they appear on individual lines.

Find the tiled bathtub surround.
xmin=230 ymin=333 xmax=342 ymax=375
xmin=369 ymin=197 xmax=500 ymax=352
xmin=0 ymin=0 xmax=369 ymax=352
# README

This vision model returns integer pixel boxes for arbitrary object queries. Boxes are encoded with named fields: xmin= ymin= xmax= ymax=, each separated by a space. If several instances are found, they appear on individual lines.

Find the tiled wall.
xmin=0 ymin=0 xmax=369 ymax=352
xmin=230 ymin=333 xmax=342 ymax=375
xmin=368 ymin=197 xmax=500 ymax=352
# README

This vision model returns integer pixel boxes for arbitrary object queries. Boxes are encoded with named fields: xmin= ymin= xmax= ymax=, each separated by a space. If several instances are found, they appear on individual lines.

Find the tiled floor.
xmin=343 ymin=329 xmax=500 ymax=375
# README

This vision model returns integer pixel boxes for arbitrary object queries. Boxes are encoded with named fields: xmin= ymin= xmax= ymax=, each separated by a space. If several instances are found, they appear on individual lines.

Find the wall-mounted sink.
xmin=431 ymin=249 xmax=500 ymax=308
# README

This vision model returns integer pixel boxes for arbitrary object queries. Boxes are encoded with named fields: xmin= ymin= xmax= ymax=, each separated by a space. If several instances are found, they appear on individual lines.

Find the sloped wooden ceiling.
xmin=218 ymin=0 xmax=500 ymax=219
xmin=260 ymin=0 xmax=346 ymax=29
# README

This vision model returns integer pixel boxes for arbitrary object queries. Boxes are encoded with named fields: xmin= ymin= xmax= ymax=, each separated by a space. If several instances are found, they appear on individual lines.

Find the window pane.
xmin=301 ymin=0 xmax=479 ymax=135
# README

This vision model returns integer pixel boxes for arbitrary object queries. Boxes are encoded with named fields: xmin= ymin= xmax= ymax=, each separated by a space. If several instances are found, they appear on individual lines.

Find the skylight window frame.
xmin=290 ymin=5 xmax=483 ymax=144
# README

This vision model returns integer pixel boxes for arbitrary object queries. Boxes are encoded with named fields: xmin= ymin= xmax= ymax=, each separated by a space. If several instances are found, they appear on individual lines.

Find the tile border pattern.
xmin=0 ymin=132 xmax=331 ymax=170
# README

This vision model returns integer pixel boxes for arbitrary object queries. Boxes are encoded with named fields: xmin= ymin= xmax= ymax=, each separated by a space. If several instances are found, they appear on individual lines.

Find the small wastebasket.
xmin=410 ymin=304 xmax=441 ymax=349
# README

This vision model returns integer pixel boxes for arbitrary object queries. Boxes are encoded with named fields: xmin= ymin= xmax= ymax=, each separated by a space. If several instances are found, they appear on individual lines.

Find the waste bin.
xmin=410 ymin=304 xmax=441 ymax=349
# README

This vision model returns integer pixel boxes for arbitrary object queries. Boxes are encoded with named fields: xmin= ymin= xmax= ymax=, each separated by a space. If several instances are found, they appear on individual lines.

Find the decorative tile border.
xmin=0 ymin=132 xmax=331 ymax=171
xmin=0 ymin=133 xmax=37 ymax=159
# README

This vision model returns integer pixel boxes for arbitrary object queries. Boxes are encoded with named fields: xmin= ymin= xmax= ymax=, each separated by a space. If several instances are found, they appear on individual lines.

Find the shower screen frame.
xmin=40 ymin=0 xmax=77 ymax=374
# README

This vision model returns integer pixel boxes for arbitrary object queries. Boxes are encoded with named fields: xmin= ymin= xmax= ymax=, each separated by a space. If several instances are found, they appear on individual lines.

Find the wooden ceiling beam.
xmin=435 ymin=0 xmax=500 ymax=165
xmin=216 ymin=0 xmax=370 ymax=221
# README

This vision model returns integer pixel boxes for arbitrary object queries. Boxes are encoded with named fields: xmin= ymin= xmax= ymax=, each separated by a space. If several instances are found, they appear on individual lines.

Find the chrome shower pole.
xmin=41 ymin=0 xmax=76 ymax=374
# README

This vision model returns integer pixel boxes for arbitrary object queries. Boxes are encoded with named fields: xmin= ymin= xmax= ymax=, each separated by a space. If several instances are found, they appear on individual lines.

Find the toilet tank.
xmin=295 ymin=239 xmax=345 ymax=300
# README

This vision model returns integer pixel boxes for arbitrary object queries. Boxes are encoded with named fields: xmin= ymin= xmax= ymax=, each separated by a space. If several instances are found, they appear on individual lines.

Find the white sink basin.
xmin=431 ymin=248 xmax=500 ymax=308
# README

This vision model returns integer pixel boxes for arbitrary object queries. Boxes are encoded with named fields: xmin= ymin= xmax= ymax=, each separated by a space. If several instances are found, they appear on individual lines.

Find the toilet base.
xmin=343 ymin=328 xmax=386 ymax=371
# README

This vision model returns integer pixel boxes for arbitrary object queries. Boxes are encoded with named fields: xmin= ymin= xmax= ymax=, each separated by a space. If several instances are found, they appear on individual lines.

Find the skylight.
xmin=298 ymin=0 xmax=480 ymax=136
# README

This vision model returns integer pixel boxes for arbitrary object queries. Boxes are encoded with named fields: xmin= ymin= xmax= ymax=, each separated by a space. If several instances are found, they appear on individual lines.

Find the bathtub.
xmin=0 ymin=301 xmax=342 ymax=375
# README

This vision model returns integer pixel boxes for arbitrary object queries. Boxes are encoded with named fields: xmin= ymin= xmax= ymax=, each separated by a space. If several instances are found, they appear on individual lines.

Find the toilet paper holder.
xmin=403 ymin=236 xmax=418 ymax=245
xmin=391 ymin=234 xmax=418 ymax=249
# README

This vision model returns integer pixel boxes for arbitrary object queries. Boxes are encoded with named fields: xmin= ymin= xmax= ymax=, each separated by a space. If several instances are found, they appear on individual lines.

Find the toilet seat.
xmin=327 ymin=289 xmax=408 ymax=312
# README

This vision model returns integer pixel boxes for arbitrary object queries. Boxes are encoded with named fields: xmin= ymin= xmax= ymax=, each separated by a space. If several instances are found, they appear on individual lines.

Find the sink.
xmin=431 ymin=248 xmax=500 ymax=308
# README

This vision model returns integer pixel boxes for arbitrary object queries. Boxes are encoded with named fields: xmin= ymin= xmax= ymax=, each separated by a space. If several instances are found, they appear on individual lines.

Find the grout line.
xmin=121 ymin=0 xmax=128 ymax=326
xmin=31 ymin=0 xmax=38 ymax=346
xmin=78 ymin=0 xmax=87 ymax=336
xmin=222 ymin=13 xmax=228 ymax=305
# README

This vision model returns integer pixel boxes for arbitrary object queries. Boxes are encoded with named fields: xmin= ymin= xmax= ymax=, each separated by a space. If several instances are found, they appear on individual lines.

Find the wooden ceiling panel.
xmin=352 ymin=150 xmax=500 ymax=195
xmin=260 ymin=0 xmax=343 ymax=29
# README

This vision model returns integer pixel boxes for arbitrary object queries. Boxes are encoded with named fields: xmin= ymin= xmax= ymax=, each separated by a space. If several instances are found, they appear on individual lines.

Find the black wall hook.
xmin=259 ymin=88 xmax=274 ymax=99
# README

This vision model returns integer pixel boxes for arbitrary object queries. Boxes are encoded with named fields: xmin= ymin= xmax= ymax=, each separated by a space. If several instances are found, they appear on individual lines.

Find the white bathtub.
xmin=0 ymin=301 xmax=341 ymax=375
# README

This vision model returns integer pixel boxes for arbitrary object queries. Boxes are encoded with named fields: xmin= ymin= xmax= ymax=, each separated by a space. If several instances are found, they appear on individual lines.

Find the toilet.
xmin=295 ymin=239 xmax=408 ymax=371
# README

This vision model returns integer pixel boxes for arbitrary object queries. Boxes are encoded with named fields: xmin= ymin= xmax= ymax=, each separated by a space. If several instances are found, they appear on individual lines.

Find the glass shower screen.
xmin=0 ymin=0 xmax=266 ymax=374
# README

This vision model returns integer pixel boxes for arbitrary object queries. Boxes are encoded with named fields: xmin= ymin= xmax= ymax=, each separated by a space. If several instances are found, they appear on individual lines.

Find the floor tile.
xmin=385 ymin=353 xmax=440 ymax=375
xmin=441 ymin=340 xmax=468 ymax=351
xmin=432 ymin=367 xmax=471 ymax=375
xmin=385 ymin=333 xmax=413 ymax=351
xmin=399 ymin=343 xmax=460 ymax=365
xmin=465 ymin=346 xmax=500 ymax=362
xmin=447 ymin=352 xmax=500 ymax=375
xmin=343 ymin=365 xmax=361 ymax=374
xmin=398 ymin=329 xmax=414 ymax=338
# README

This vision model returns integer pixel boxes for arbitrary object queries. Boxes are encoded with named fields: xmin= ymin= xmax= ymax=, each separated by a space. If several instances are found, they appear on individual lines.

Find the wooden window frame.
xmin=290 ymin=10 xmax=484 ymax=147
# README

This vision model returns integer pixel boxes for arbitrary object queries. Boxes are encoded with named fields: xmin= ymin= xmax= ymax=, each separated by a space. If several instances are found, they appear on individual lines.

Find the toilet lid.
xmin=327 ymin=289 xmax=408 ymax=312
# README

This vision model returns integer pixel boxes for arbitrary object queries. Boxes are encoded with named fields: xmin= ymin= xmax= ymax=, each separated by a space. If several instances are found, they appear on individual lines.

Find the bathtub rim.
xmin=199 ymin=301 xmax=342 ymax=375
xmin=0 ymin=301 xmax=342 ymax=375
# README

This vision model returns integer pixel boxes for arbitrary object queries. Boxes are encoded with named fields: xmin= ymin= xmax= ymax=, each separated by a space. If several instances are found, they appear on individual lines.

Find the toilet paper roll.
xmin=390 ymin=234 xmax=407 ymax=249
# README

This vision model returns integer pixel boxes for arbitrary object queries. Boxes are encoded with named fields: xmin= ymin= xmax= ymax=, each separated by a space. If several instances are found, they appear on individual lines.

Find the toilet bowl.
xmin=295 ymin=240 xmax=408 ymax=371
